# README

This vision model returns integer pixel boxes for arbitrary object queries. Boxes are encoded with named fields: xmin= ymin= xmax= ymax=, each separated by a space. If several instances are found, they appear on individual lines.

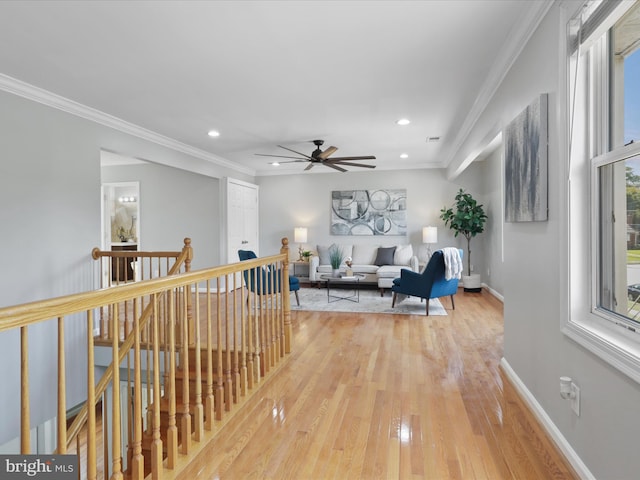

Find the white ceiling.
xmin=0 ymin=1 xmax=547 ymax=176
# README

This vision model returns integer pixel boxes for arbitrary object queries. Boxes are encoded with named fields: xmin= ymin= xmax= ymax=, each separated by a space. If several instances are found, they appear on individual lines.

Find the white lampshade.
xmin=294 ymin=227 xmax=308 ymax=243
xmin=422 ymin=226 xmax=437 ymax=244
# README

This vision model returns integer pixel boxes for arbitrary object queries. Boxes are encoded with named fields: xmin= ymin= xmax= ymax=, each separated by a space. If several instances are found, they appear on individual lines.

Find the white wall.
xmin=102 ymin=163 xmax=221 ymax=269
xmin=0 ymin=88 xmax=253 ymax=446
xmin=257 ymin=168 xmax=493 ymax=278
xmin=453 ymin=3 xmax=640 ymax=478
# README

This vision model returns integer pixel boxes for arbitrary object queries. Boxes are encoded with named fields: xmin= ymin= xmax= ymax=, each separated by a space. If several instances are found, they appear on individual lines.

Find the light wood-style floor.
xmin=184 ymin=288 xmax=577 ymax=479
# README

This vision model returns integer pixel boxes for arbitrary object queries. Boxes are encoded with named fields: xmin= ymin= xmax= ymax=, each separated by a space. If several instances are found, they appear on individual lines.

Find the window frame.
xmin=564 ymin=0 xmax=640 ymax=384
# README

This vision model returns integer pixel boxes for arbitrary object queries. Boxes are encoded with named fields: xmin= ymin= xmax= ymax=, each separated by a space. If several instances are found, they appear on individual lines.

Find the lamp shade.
xmin=422 ymin=226 xmax=437 ymax=244
xmin=294 ymin=227 xmax=308 ymax=243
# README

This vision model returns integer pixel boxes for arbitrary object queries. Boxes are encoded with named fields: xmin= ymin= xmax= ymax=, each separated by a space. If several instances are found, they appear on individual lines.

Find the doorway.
xmin=101 ymin=182 xmax=140 ymax=282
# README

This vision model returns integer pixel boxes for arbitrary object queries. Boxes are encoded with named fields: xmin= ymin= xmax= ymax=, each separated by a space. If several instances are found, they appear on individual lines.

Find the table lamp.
xmin=294 ymin=227 xmax=308 ymax=261
xmin=422 ymin=226 xmax=438 ymax=260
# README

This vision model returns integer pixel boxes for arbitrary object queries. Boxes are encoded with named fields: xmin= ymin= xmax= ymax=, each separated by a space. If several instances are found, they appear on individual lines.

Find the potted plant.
xmin=440 ymin=188 xmax=487 ymax=292
xmin=329 ymin=245 xmax=343 ymax=277
xmin=301 ymin=250 xmax=313 ymax=262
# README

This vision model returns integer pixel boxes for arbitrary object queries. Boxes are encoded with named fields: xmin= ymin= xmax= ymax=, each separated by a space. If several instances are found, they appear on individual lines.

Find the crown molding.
xmin=0 ymin=73 xmax=255 ymax=177
xmin=444 ymin=0 xmax=555 ymax=176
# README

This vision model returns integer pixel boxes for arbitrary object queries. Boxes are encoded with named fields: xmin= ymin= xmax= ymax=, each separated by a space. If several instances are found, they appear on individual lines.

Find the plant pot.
xmin=462 ymin=274 xmax=482 ymax=292
xmin=332 ymin=268 xmax=341 ymax=277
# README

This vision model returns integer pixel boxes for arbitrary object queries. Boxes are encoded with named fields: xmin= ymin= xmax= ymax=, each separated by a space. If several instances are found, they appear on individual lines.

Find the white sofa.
xmin=309 ymin=243 xmax=419 ymax=295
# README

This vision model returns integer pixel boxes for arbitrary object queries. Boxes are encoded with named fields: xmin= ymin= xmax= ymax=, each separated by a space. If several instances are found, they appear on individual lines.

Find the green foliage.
xmin=329 ymin=245 xmax=343 ymax=269
xmin=440 ymin=189 xmax=487 ymax=274
xmin=627 ymin=166 xmax=640 ymax=187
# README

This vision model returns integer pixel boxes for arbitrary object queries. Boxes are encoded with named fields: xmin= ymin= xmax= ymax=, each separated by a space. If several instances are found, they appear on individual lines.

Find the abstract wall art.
xmin=331 ymin=189 xmax=407 ymax=236
xmin=504 ymin=93 xmax=548 ymax=222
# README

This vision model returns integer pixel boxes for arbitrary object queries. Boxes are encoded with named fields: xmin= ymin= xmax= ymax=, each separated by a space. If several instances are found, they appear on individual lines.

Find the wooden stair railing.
xmin=91 ymin=238 xmax=193 ymax=342
xmin=0 ymin=238 xmax=294 ymax=480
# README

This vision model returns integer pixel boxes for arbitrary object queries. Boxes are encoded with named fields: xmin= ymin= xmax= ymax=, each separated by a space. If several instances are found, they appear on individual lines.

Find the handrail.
xmin=0 ymin=238 xmax=293 ymax=480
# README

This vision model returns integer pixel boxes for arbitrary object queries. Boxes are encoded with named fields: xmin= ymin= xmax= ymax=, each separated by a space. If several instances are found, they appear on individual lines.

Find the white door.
xmin=225 ymin=178 xmax=259 ymax=284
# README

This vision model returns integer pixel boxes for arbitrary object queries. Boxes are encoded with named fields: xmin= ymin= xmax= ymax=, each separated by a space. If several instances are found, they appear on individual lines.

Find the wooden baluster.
xmin=57 ymin=317 xmax=67 ymax=454
xmin=20 ymin=326 xmax=30 ymax=454
xmin=130 ymin=298 xmax=144 ymax=480
xmin=145 ymin=319 xmax=152 ymax=435
xmin=180 ymin=286 xmax=191 ymax=455
xmin=232 ymin=273 xmax=240 ymax=403
xmin=215 ymin=286 xmax=224 ymax=420
xmin=253 ymin=267 xmax=262 ymax=382
xmin=111 ymin=304 xmax=123 ymax=480
xmin=281 ymin=237 xmax=293 ymax=353
xmin=269 ymin=263 xmax=278 ymax=367
xmin=258 ymin=266 xmax=271 ymax=377
xmin=76 ymin=434 xmax=82 ymax=480
xmin=102 ymin=393 xmax=109 ymax=479
xmin=224 ymin=274 xmax=232 ymax=411
xmin=87 ymin=311 xmax=97 ymax=480
xmin=205 ymin=279 xmax=214 ymax=431
xmin=166 ymin=291 xmax=178 ymax=469
xmin=193 ymin=284 xmax=204 ymax=441
xmin=150 ymin=294 xmax=163 ymax=479
xmin=278 ymin=265 xmax=285 ymax=358
xmin=240 ymin=271 xmax=248 ymax=396
xmin=272 ymin=265 xmax=279 ymax=364
xmin=246 ymin=268 xmax=254 ymax=391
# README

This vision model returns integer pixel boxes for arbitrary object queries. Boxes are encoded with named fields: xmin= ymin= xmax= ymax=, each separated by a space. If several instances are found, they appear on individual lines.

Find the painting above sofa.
xmin=331 ymin=189 xmax=407 ymax=236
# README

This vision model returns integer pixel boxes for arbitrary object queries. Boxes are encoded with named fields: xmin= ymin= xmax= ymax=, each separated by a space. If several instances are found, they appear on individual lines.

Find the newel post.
xmin=183 ymin=238 xmax=195 ymax=344
xmin=280 ymin=237 xmax=293 ymax=353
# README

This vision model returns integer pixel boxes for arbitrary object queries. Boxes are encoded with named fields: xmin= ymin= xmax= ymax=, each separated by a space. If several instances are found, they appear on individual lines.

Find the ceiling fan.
xmin=256 ymin=139 xmax=376 ymax=172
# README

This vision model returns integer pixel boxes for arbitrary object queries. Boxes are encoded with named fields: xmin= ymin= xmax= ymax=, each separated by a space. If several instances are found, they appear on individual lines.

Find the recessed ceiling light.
xmin=396 ymin=118 xmax=411 ymax=126
xmin=270 ymin=162 xmax=280 ymax=166
xmin=400 ymin=153 xmax=409 ymax=159
xmin=207 ymin=130 xmax=220 ymax=137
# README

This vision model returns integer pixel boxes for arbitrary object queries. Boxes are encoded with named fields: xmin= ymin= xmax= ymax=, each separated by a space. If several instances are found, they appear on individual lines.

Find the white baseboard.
xmin=482 ymin=282 xmax=504 ymax=302
xmin=499 ymin=358 xmax=594 ymax=480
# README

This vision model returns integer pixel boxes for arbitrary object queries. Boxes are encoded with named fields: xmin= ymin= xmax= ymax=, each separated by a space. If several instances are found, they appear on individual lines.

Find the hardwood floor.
xmin=182 ymin=288 xmax=577 ymax=479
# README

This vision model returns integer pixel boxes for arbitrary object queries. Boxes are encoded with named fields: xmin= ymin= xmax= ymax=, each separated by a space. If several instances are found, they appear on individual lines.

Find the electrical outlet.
xmin=470 ymin=264 xmax=474 ymax=272
xmin=487 ymin=268 xmax=491 ymax=277
xmin=570 ymin=383 xmax=580 ymax=416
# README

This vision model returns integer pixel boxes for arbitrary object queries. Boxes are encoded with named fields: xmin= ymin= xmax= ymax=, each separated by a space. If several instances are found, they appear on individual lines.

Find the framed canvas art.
xmin=331 ymin=189 xmax=407 ymax=235
xmin=504 ymin=93 xmax=548 ymax=222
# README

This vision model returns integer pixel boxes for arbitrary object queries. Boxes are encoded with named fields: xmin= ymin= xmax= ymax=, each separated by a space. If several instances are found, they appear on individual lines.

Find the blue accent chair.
xmin=391 ymin=249 xmax=462 ymax=315
xmin=238 ymin=250 xmax=300 ymax=306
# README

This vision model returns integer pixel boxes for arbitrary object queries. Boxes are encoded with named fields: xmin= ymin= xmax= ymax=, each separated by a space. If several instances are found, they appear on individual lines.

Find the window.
xmin=567 ymin=0 xmax=640 ymax=381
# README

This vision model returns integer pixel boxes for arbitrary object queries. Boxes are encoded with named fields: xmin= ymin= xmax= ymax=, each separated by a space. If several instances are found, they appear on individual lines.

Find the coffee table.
xmin=319 ymin=273 xmax=365 ymax=303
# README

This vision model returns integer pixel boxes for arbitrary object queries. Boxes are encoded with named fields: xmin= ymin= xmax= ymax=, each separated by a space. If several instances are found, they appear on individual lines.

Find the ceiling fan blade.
xmin=278 ymin=160 xmax=308 ymax=164
xmin=330 ymin=161 xmax=376 ymax=169
xmin=317 ymin=146 xmax=338 ymax=160
xmin=324 ymin=162 xmax=347 ymax=173
xmin=304 ymin=163 xmax=314 ymax=171
xmin=325 ymin=155 xmax=376 ymax=161
xmin=277 ymin=145 xmax=313 ymax=160
xmin=255 ymin=153 xmax=307 ymax=160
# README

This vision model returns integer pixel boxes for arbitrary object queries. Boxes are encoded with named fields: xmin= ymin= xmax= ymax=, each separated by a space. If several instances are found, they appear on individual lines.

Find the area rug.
xmin=293 ymin=287 xmax=447 ymax=316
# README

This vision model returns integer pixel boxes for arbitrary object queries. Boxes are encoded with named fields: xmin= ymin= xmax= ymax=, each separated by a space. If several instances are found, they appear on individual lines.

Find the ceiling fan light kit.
xmin=256 ymin=139 xmax=376 ymax=172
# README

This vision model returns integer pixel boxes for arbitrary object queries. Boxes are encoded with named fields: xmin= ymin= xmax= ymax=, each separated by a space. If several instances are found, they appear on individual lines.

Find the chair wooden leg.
xmin=451 ymin=294 xmax=455 ymax=310
xmin=426 ymin=299 xmax=429 ymax=316
xmin=392 ymin=292 xmax=397 ymax=308
xmin=294 ymin=290 xmax=300 ymax=306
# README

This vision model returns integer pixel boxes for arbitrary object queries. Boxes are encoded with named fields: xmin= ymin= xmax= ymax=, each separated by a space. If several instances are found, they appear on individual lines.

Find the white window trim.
xmin=563 ymin=0 xmax=640 ymax=384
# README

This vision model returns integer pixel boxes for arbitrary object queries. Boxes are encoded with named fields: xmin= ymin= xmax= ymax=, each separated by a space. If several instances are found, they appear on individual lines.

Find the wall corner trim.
xmin=499 ymin=357 xmax=595 ymax=480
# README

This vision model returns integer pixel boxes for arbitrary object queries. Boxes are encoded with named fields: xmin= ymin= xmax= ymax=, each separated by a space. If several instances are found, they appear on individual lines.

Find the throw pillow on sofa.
xmin=394 ymin=244 xmax=413 ymax=265
xmin=351 ymin=244 xmax=378 ymax=265
xmin=374 ymin=246 xmax=396 ymax=266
